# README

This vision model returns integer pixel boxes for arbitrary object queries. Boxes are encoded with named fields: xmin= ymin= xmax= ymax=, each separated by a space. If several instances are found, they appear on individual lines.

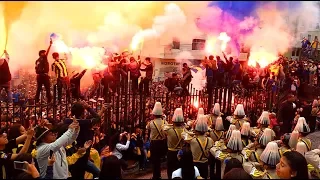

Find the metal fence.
xmin=0 ymin=81 xmax=280 ymax=133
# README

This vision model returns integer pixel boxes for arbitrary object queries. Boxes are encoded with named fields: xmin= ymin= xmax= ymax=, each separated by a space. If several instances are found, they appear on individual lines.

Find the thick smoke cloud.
xmin=0 ymin=1 xmax=318 ymax=89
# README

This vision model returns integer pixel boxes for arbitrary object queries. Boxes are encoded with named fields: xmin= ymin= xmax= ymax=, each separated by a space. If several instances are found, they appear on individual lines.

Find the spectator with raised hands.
xmin=64 ymin=100 xmax=102 ymax=148
xmin=109 ymin=132 xmax=131 ymax=170
xmin=35 ymin=118 xmax=79 ymax=179
xmin=66 ymin=139 xmax=100 ymax=179
xmin=0 ymin=125 xmax=34 ymax=179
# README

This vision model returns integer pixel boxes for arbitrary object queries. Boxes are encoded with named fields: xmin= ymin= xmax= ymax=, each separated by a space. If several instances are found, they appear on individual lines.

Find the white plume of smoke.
xmin=130 ymin=3 xmax=187 ymax=51
xmin=87 ymin=12 xmax=141 ymax=50
xmin=3 ymin=1 xmax=319 ymax=89
xmin=287 ymin=1 xmax=320 ymax=44
xmin=0 ymin=2 xmax=212 ymax=83
xmin=239 ymin=16 xmax=259 ymax=30
xmin=175 ymin=51 xmax=193 ymax=67
xmin=245 ymin=3 xmax=293 ymax=67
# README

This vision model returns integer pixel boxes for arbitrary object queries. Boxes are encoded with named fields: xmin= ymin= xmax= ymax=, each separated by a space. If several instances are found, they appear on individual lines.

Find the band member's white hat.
xmin=259 ymin=128 xmax=273 ymax=146
xmin=234 ymin=104 xmax=245 ymax=116
xmin=227 ymin=130 xmax=243 ymax=151
xmin=172 ymin=108 xmax=184 ymax=123
xmin=215 ymin=117 xmax=224 ymax=131
xmin=260 ymin=141 xmax=280 ymax=166
xmin=213 ymin=103 xmax=221 ymax=116
xmin=195 ymin=115 xmax=208 ymax=132
xmin=226 ymin=124 xmax=237 ymax=140
xmin=196 ymin=108 xmax=205 ymax=120
xmin=240 ymin=122 xmax=251 ymax=136
xmin=257 ymin=111 xmax=270 ymax=125
xmin=152 ymin=102 xmax=163 ymax=116
xmin=294 ymin=117 xmax=310 ymax=134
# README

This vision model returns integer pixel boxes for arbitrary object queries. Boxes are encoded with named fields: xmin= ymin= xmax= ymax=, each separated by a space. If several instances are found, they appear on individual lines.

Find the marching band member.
xmin=243 ymin=141 xmax=280 ymax=179
xmin=240 ymin=122 xmax=253 ymax=147
xmin=209 ymin=117 xmax=225 ymax=142
xmin=163 ymin=108 xmax=185 ymax=179
xmin=305 ymin=145 xmax=320 ymax=178
xmin=242 ymin=128 xmax=274 ymax=165
xmin=227 ymin=104 xmax=247 ymax=129
xmin=210 ymin=130 xmax=245 ymax=179
xmin=254 ymin=111 xmax=276 ymax=139
xmin=208 ymin=117 xmax=225 ymax=179
xmin=146 ymin=102 xmax=168 ymax=179
xmin=294 ymin=117 xmax=312 ymax=156
xmin=208 ymin=120 xmax=229 ymax=179
xmin=278 ymin=133 xmax=292 ymax=157
xmin=208 ymin=103 xmax=223 ymax=127
xmin=190 ymin=115 xmax=214 ymax=179
xmin=225 ymin=124 xmax=236 ymax=140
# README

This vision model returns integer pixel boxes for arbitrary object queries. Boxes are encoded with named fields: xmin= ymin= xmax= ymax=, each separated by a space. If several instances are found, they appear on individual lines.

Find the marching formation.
xmin=147 ymin=101 xmax=318 ymax=179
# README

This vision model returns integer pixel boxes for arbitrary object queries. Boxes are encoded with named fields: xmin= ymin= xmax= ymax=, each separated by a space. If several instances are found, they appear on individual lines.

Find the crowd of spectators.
xmin=1 ymin=49 xmax=320 ymax=179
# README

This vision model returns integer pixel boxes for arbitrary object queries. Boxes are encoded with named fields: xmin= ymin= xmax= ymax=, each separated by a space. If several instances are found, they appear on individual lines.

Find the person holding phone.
xmin=0 ymin=126 xmax=34 ymax=179
xmin=109 ymin=132 xmax=131 ymax=170
xmin=35 ymin=119 xmax=79 ymax=179
xmin=14 ymin=153 xmax=55 ymax=179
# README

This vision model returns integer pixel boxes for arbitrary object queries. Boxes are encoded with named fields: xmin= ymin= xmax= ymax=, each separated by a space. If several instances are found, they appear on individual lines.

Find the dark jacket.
xmin=140 ymin=62 xmax=153 ymax=80
xmin=35 ymin=57 xmax=50 ymax=74
xmin=301 ymin=104 xmax=312 ymax=122
xmin=278 ymin=100 xmax=295 ymax=133
xmin=64 ymin=108 xmax=101 ymax=147
xmin=66 ymin=142 xmax=91 ymax=179
xmin=70 ymin=70 xmax=87 ymax=99
xmin=164 ymin=78 xmax=179 ymax=92
xmin=0 ymin=60 xmax=11 ymax=84
xmin=223 ymin=54 xmax=233 ymax=72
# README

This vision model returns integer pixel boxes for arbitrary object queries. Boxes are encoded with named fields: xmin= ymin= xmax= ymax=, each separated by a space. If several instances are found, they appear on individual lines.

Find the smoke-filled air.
xmin=0 ymin=1 xmax=318 ymax=88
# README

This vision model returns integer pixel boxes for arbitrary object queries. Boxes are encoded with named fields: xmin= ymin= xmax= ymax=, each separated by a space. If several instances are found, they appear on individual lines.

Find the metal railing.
xmin=1 ymin=81 xmax=279 ymax=133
